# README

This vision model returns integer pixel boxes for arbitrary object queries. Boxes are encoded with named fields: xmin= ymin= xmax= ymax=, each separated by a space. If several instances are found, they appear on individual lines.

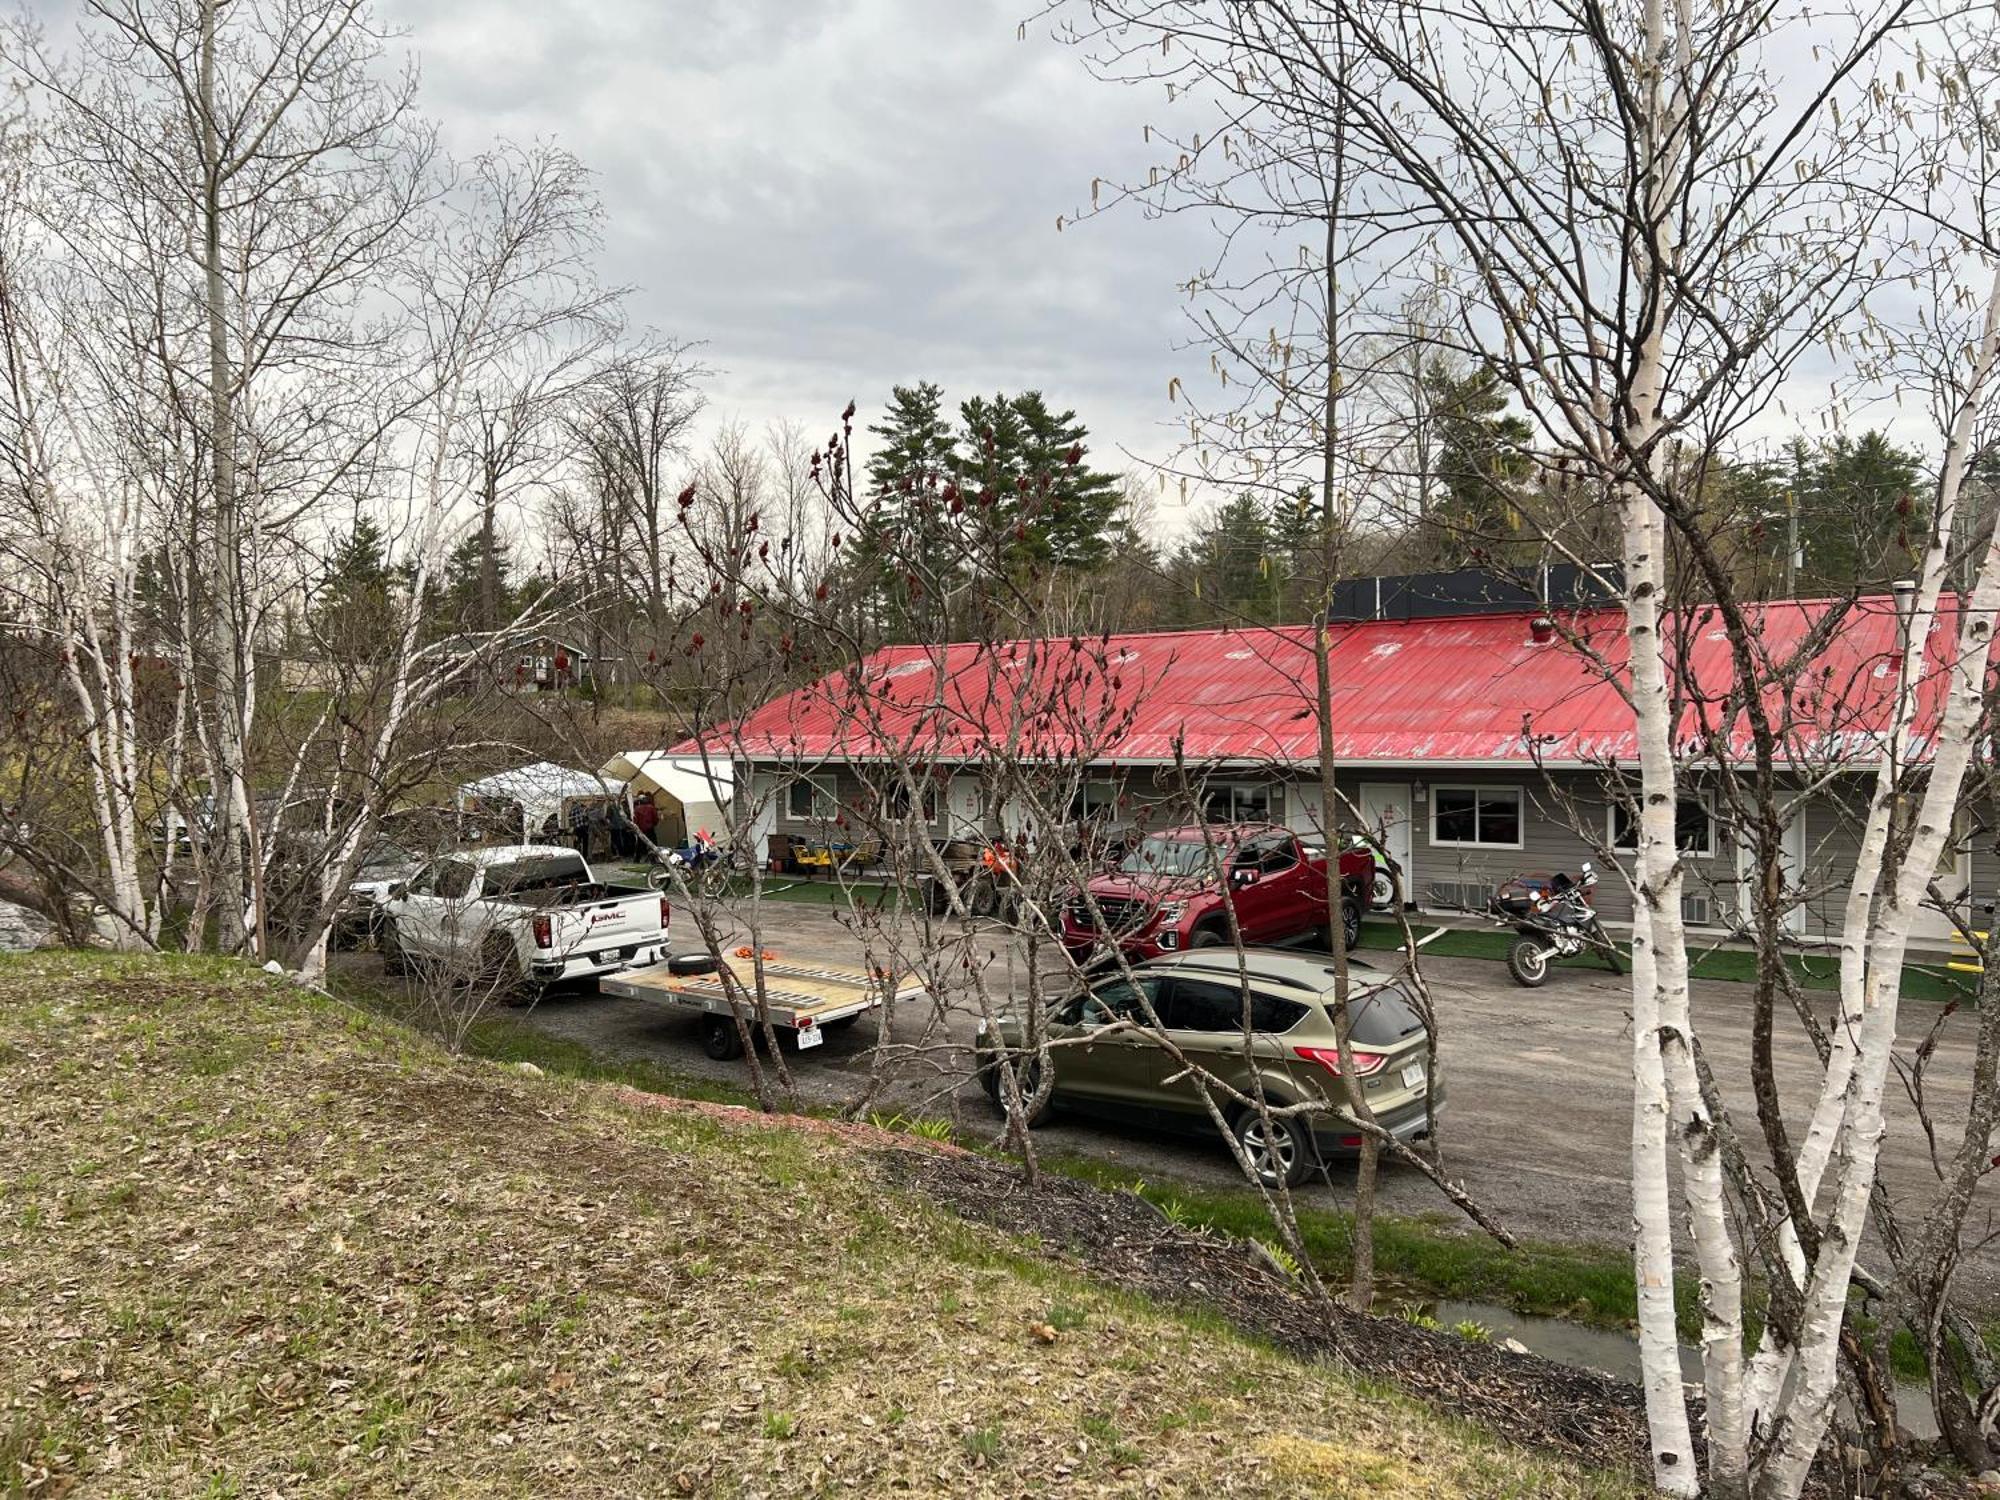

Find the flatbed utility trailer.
xmin=602 ymin=952 xmax=925 ymax=1061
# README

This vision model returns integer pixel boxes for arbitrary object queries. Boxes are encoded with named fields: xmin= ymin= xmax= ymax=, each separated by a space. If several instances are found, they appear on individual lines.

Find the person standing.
xmin=567 ymin=799 xmax=591 ymax=860
xmin=633 ymin=793 xmax=659 ymax=854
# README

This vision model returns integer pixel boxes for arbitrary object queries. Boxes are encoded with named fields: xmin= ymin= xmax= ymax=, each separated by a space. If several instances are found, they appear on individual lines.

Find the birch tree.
xmin=5 ymin=0 xmax=434 ymax=958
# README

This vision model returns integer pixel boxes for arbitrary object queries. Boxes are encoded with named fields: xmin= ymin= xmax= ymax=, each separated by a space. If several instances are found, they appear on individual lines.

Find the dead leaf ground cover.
xmin=0 ymin=950 xmax=1641 ymax=1498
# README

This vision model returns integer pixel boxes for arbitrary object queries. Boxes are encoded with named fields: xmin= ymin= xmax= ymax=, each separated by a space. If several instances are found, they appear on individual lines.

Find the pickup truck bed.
xmin=603 ymin=955 xmax=925 ymax=1061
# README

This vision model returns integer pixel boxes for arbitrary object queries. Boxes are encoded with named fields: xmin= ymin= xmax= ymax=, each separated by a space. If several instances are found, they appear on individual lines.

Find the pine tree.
xmin=1168 ymin=494 xmax=1282 ymax=624
xmin=1007 ymin=392 xmax=1123 ymax=569
xmin=436 ymin=531 xmax=514 ymax=629
xmin=315 ymin=517 xmax=397 ymax=652
xmin=1420 ymin=359 xmax=1533 ymax=540
xmin=951 ymin=391 xmax=1122 ymax=573
xmin=856 ymin=383 xmax=962 ymax=632
xmin=1787 ymin=431 xmax=1926 ymax=587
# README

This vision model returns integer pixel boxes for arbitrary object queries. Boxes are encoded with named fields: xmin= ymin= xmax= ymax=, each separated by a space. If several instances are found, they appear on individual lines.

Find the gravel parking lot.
xmin=347 ymin=894 xmax=1997 ymax=1293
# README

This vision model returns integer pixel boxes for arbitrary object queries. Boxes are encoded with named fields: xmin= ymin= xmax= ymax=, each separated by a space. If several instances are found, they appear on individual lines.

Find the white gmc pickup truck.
xmin=377 ymin=845 xmax=668 ymax=1003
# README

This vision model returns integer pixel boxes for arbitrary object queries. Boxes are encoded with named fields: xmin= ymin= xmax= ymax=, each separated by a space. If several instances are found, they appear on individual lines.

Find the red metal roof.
xmin=682 ymin=595 xmax=1957 ymax=769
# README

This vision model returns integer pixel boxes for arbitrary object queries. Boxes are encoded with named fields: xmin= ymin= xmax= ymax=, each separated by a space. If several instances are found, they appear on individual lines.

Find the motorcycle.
xmin=1491 ymin=863 xmax=1623 ymax=987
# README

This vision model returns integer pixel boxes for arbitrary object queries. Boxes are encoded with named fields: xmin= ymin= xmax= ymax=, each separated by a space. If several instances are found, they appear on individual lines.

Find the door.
xmin=411 ymin=858 xmax=481 ymax=957
xmin=1250 ymin=832 xmax=1320 ymax=940
xmin=1776 ymin=817 xmax=1807 ymax=936
xmin=1910 ymin=809 xmax=1972 ymax=946
xmin=392 ymin=862 xmax=447 ymax=954
xmin=1047 ymin=974 xmax=1167 ymax=1111
xmin=1221 ymin=834 xmax=1280 ymax=941
xmin=1358 ymin=783 xmax=1413 ymax=909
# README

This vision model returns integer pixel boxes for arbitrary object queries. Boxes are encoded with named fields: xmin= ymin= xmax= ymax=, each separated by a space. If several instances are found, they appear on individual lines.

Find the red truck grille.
xmin=1067 ymin=897 xmax=1152 ymax=935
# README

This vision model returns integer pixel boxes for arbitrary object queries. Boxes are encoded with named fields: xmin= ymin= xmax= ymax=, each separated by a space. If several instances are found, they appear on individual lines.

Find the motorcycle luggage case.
xmin=1490 ymin=877 xmax=1553 ymax=918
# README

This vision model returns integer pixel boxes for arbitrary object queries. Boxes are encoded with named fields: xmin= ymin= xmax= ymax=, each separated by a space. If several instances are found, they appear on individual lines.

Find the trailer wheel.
xmin=822 ymin=1014 xmax=862 ymax=1033
xmin=701 ymin=1014 xmax=745 ymax=1061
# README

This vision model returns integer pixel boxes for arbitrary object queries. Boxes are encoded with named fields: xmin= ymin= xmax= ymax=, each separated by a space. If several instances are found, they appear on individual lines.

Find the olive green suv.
xmin=974 ymin=950 xmax=1441 ymax=1188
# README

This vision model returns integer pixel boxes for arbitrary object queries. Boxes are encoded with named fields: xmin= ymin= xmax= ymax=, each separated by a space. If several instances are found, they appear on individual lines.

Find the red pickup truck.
xmin=1059 ymin=823 xmax=1373 ymax=965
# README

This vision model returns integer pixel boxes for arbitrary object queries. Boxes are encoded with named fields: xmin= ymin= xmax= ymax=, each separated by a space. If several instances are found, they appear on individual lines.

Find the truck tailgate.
xmin=558 ymin=892 xmax=663 ymax=949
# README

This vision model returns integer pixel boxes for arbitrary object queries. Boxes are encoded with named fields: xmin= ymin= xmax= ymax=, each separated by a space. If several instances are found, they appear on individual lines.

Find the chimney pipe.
xmin=1529 ymin=616 xmax=1556 ymax=645
xmin=1891 ymin=578 xmax=1917 ymax=647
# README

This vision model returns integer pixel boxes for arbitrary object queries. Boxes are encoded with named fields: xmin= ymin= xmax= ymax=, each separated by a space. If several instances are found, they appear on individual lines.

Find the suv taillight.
xmin=531 ymin=914 xmax=552 ymax=949
xmin=660 ymin=895 xmax=671 ymax=931
xmin=1293 ymin=1045 xmax=1387 ymax=1077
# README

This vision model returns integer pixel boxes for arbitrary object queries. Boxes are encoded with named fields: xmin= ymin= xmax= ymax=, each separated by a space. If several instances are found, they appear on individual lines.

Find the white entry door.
xmin=1733 ymin=815 xmax=1809 ymax=936
xmin=1357 ymin=783 xmax=1414 ymax=909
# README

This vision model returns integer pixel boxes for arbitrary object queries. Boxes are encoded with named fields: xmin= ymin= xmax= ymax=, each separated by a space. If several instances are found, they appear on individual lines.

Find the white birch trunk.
xmin=1755 ymin=265 xmax=2000 ymax=1499
xmin=1624 ymin=1 xmax=1749 ymax=1489
xmin=1627 ymin=902 xmax=1701 ymax=1494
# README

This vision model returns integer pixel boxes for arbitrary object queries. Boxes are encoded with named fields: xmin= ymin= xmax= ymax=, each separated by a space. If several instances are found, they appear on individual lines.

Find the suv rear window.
xmin=1333 ymin=986 xmax=1426 ymax=1046
xmin=1162 ymin=978 xmax=1310 ymax=1035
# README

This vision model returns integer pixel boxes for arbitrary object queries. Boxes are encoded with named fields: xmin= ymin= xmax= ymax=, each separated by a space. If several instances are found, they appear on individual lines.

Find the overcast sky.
xmin=384 ymin=0 xmax=1210 ymax=495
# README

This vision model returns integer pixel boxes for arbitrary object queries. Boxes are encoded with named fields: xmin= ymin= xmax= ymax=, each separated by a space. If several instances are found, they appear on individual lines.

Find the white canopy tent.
xmin=599 ymin=752 xmax=734 ymax=844
xmin=457 ymin=761 xmax=613 ymax=843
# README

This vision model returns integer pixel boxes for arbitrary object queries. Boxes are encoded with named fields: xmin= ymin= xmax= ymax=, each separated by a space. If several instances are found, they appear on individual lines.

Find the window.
xmin=1120 ymin=835 xmax=1219 ymax=879
xmin=1069 ymin=779 xmax=1120 ymax=819
xmin=1334 ymin=986 xmax=1427 ymax=1047
xmin=484 ymin=855 xmax=588 ymax=896
xmin=1203 ymin=783 xmax=1285 ymax=825
xmin=786 ymin=779 xmax=836 ymax=821
xmin=881 ymin=782 xmax=939 ymax=825
xmin=1062 ymin=976 xmax=1160 ymax=1028
xmin=1162 ymin=978 xmax=1308 ymax=1035
xmin=1430 ymin=786 xmax=1523 ymax=849
xmin=435 ymin=861 xmax=477 ymax=900
xmin=1609 ymin=795 xmax=1716 ymax=857
xmin=1257 ymin=836 xmax=1300 ymax=875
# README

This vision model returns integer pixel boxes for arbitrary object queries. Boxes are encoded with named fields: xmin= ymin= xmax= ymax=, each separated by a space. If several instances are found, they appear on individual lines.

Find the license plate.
xmin=797 ymin=1024 xmax=824 ymax=1050
xmin=1400 ymin=1063 xmax=1427 ymax=1092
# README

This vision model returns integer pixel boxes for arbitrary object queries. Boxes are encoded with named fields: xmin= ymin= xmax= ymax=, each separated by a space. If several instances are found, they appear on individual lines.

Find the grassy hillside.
xmin=0 ymin=951 xmax=1637 ymax=1498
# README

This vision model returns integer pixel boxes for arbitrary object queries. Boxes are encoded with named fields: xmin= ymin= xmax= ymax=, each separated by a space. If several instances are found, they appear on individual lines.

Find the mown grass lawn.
xmin=0 ymin=950 xmax=1643 ymax=1499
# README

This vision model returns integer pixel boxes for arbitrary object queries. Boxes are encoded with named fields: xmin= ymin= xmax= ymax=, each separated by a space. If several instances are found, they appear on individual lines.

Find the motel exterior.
xmin=682 ymin=581 xmax=1967 ymax=950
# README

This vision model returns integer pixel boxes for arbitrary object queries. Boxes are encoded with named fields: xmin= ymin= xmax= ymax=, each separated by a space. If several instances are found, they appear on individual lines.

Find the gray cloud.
xmin=384 ymin=0 xmax=1211 ymax=485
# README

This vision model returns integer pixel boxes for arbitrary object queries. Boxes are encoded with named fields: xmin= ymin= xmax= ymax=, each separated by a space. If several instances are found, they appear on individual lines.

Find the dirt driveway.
xmin=359 ymin=897 xmax=1997 ymax=1294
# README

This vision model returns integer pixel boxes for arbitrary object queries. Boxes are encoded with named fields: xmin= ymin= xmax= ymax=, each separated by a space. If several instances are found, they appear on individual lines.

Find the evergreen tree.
xmin=1421 ymin=359 xmax=1534 ymax=539
xmin=436 ymin=531 xmax=515 ymax=629
xmin=314 ymin=517 xmax=397 ymax=651
xmin=953 ymin=391 xmax=1123 ymax=573
xmin=1006 ymin=392 xmax=1124 ymax=569
xmin=1787 ymin=431 xmax=1927 ymax=587
xmin=1168 ymin=494 xmax=1283 ymax=624
xmin=856 ymin=382 xmax=962 ymax=632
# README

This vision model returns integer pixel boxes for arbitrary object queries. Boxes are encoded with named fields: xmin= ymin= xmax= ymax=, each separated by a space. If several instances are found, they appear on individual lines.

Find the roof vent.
xmin=1528 ymin=616 xmax=1556 ymax=645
